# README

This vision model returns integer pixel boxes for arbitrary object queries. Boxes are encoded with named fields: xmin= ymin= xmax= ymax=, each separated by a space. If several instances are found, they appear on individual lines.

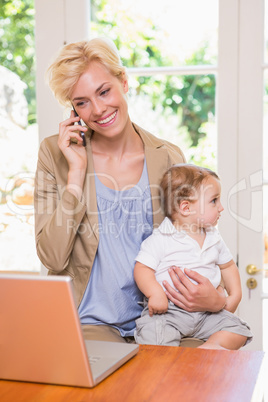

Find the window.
xmin=0 ymin=0 xmax=39 ymax=273
xmin=263 ymin=0 xmax=268 ymax=351
xmin=264 ymin=0 xmax=268 ymax=272
xmin=90 ymin=0 xmax=218 ymax=169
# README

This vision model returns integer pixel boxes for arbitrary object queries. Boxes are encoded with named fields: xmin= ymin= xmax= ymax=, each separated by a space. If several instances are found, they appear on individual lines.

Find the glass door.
xmin=225 ymin=0 xmax=266 ymax=351
xmin=90 ymin=0 xmax=219 ymax=169
xmin=0 ymin=0 xmax=39 ymax=273
xmin=262 ymin=0 xmax=268 ymax=351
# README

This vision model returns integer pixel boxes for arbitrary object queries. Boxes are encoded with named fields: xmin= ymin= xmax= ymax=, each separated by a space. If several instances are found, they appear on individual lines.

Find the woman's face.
xmin=71 ymin=61 xmax=129 ymax=138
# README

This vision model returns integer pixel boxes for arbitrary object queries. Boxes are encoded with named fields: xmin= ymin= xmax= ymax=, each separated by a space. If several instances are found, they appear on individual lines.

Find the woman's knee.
xmin=82 ymin=324 xmax=126 ymax=343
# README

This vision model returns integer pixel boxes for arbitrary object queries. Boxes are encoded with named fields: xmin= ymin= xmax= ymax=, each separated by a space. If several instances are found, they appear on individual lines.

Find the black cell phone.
xmin=73 ymin=107 xmax=86 ymax=147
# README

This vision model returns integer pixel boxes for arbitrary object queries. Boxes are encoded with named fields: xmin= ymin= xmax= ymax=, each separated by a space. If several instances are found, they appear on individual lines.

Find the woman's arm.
xmin=34 ymin=112 xmax=89 ymax=272
xmin=34 ymin=143 xmax=87 ymax=272
xmin=134 ymin=262 xmax=168 ymax=316
xmin=219 ymin=260 xmax=242 ymax=313
xmin=163 ymin=267 xmax=227 ymax=313
xmin=58 ymin=111 xmax=88 ymax=200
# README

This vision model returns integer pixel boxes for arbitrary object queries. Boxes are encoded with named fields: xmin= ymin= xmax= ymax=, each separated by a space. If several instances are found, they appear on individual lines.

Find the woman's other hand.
xmin=163 ymin=267 xmax=226 ymax=313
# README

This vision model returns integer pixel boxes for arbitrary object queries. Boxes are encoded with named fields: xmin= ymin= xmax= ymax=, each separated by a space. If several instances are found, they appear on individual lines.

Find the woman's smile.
xmin=95 ymin=110 xmax=117 ymax=126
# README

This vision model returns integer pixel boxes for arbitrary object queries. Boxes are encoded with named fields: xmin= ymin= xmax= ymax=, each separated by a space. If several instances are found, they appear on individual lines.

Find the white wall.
xmin=35 ymin=0 xmax=90 ymax=274
xmin=35 ymin=0 xmax=90 ymax=142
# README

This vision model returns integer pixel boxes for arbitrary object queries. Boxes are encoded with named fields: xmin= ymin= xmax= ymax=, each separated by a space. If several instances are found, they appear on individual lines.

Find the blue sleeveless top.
xmin=78 ymin=159 xmax=153 ymax=336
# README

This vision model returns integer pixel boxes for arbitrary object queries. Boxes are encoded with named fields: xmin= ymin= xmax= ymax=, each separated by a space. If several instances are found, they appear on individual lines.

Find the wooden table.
xmin=0 ymin=345 xmax=266 ymax=402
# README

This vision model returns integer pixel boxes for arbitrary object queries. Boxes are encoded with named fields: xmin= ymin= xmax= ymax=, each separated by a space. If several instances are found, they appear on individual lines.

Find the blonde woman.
xmin=34 ymin=38 xmax=227 ymax=344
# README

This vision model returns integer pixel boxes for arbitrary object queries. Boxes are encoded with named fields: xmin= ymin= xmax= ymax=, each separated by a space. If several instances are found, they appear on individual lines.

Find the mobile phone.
xmin=73 ymin=107 xmax=86 ymax=147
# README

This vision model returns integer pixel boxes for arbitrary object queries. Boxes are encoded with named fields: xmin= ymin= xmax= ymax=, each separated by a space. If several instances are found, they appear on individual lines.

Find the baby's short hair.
xmin=160 ymin=164 xmax=219 ymax=219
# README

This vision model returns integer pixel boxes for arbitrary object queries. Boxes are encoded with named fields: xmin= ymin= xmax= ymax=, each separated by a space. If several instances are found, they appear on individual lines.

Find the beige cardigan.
xmin=34 ymin=123 xmax=186 ymax=306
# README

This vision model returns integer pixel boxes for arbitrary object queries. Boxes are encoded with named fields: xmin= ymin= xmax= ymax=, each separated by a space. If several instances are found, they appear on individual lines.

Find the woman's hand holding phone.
xmin=58 ymin=110 xmax=88 ymax=200
xmin=73 ymin=107 xmax=86 ymax=147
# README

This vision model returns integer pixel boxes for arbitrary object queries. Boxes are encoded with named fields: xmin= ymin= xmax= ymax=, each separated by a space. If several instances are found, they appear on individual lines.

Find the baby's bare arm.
xmin=219 ymin=260 xmax=242 ymax=313
xmin=134 ymin=262 xmax=168 ymax=316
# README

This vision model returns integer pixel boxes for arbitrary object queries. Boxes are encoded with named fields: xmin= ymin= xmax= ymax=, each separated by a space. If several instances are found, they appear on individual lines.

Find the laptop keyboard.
xmin=89 ymin=356 xmax=101 ymax=365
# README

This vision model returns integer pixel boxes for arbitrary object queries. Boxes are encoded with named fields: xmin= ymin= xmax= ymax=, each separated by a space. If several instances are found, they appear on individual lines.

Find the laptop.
xmin=0 ymin=274 xmax=139 ymax=388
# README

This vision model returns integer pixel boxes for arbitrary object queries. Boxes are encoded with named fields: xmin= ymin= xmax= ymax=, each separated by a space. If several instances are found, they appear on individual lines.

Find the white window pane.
xmin=265 ymin=0 xmax=268 ymax=63
xmin=0 ymin=1 xmax=39 ymax=272
xmin=90 ymin=0 xmax=218 ymax=67
xmin=91 ymin=0 xmax=218 ymax=170
xmin=128 ymin=73 xmax=217 ymax=170
xmin=263 ymin=71 xmax=268 ymax=296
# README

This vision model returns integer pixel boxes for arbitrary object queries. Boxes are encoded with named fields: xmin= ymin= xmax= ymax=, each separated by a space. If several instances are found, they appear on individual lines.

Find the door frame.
xmin=218 ymin=0 xmax=265 ymax=350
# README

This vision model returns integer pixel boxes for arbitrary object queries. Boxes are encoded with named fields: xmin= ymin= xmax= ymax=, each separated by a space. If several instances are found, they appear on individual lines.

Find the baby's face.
xmin=191 ymin=176 xmax=224 ymax=229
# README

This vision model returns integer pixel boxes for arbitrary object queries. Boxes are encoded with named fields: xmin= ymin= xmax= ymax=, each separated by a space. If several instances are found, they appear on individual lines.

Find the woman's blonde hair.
xmin=160 ymin=164 xmax=220 ymax=219
xmin=46 ymin=37 xmax=126 ymax=106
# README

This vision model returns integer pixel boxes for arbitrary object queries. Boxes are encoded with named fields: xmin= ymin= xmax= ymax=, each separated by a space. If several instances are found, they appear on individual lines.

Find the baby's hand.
xmin=148 ymin=292 xmax=168 ymax=317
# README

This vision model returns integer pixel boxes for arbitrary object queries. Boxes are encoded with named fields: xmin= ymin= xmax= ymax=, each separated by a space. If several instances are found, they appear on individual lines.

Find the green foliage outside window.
xmin=0 ymin=0 xmax=216 ymax=156
xmin=0 ymin=0 xmax=36 ymax=124
xmin=91 ymin=0 xmax=216 ymax=164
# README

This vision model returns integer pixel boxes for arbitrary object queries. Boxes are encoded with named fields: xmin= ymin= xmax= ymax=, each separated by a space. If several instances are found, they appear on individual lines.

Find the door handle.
xmin=246 ymin=264 xmax=263 ymax=275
